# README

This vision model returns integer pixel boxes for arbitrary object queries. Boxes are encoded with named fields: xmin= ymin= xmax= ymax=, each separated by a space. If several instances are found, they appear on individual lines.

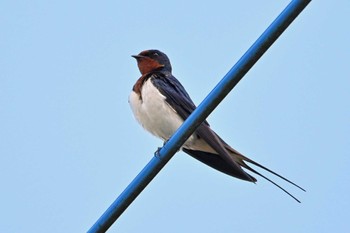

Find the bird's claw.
xmin=154 ymin=140 xmax=169 ymax=157
xmin=154 ymin=147 xmax=162 ymax=157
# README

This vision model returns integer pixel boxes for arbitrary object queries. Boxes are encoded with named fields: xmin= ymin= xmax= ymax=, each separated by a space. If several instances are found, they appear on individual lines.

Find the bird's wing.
xmin=150 ymin=72 xmax=255 ymax=182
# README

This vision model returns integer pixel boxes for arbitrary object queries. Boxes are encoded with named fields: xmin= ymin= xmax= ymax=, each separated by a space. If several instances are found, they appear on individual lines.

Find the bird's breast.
xmin=129 ymin=78 xmax=186 ymax=141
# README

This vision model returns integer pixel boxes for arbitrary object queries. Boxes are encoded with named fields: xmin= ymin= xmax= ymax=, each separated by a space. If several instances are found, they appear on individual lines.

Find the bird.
xmin=129 ymin=49 xmax=305 ymax=202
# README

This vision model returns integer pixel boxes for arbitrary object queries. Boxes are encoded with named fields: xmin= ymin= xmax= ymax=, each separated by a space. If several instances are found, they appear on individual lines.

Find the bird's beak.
xmin=132 ymin=55 xmax=144 ymax=59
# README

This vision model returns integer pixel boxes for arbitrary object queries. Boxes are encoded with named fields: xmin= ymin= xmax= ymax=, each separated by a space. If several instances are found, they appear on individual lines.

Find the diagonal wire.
xmin=87 ymin=0 xmax=312 ymax=232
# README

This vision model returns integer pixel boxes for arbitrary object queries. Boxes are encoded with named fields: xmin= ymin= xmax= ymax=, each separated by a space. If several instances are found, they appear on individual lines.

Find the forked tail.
xmin=238 ymin=153 xmax=306 ymax=202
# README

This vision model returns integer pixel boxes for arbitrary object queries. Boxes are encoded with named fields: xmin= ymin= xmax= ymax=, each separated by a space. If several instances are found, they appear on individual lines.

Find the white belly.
xmin=129 ymin=79 xmax=188 ymax=142
xmin=129 ymin=78 xmax=217 ymax=153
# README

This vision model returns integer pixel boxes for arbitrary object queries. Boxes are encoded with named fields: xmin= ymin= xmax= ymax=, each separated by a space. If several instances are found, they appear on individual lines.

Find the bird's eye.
xmin=153 ymin=52 xmax=159 ymax=56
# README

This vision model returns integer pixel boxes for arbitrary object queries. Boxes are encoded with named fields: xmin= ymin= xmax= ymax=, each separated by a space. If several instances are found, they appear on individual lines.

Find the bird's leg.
xmin=154 ymin=140 xmax=169 ymax=157
xmin=154 ymin=147 xmax=162 ymax=157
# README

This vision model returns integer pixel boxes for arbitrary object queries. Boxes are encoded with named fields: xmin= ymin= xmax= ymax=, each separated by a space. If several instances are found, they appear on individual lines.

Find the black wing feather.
xmin=150 ymin=72 xmax=254 ymax=182
xmin=146 ymin=72 xmax=304 ymax=201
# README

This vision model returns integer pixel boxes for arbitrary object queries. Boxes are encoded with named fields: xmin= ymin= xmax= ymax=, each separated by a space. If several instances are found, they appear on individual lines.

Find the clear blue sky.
xmin=1 ymin=1 xmax=349 ymax=232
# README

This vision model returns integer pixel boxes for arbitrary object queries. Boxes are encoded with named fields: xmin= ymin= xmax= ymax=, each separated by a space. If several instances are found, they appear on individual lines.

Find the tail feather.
xmin=183 ymin=148 xmax=257 ymax=182
xmin=241 ymin=162 xmax=302 ymax=203
xmin=223 ymin=142 xmax=305 ymax=190
xmin=183 ymin=134 xmax=305 ymax=202
xmin=240 ymin=155 xmax=306 ymax=192
xmin=224 ymin=146 xmax=306 ymax=202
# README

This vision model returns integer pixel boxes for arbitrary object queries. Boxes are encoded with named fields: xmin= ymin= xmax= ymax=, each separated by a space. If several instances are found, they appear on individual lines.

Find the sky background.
xmin=1 ymin=1 xmax=349 ymax=232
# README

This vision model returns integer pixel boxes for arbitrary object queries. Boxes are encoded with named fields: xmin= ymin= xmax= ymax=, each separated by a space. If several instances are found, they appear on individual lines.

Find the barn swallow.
xmin=129 ymin=49 xmax=305 ymax=202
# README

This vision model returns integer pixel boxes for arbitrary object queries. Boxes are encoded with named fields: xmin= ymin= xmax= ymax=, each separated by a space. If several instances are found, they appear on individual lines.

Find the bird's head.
xmin=132 ymin=49 xmax=172 ymax=75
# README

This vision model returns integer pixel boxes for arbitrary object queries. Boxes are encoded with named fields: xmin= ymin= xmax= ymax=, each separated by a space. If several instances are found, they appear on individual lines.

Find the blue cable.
xmin=88 ymin=1 xmax=312 ymax=232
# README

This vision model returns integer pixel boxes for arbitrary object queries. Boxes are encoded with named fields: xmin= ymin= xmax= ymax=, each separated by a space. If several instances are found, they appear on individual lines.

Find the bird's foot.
xmin=154 ymin=140 xmax=169 ymax=157
xmin=154 ymin=147 xmax=162 ymax=157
